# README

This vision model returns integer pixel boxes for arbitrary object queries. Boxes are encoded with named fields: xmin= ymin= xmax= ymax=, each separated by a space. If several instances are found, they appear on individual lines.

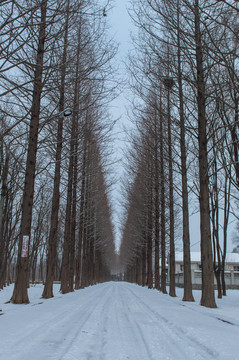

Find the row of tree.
xmin=0 ymin=0 xmax=116 ymax=303
xmin=119 ymin=0 xmax=239 ymax=308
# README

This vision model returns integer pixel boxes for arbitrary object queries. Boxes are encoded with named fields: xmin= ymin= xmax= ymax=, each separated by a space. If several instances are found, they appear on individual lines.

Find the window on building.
xmin=199 ymin=264 xmax=202 ymax=270
xmin=180 ymin=265 xmax=183 ymax=271
xmin=234 ymin=266 xmax=239 ymax=271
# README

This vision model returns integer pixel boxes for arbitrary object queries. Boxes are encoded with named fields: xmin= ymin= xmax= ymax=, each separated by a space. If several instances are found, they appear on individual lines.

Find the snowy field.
xmin=0 ymin=282 xmax=238 ymax=360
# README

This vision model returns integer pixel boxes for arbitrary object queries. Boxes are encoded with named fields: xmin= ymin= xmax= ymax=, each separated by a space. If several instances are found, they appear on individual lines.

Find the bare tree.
xmin=11 ymin=0 xmax=49 ymax=304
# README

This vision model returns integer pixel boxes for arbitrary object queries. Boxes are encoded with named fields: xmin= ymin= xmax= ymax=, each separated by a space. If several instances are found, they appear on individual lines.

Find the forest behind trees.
xmin=119 ymin=0 xmax=239 ymax=308
xmin=0 ymin=0 xmax=239 ymax=310
xmin=0 ymin=0 xmax=117 ymax=303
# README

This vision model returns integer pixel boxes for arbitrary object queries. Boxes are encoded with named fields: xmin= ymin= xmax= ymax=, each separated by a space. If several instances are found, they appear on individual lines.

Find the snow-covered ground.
xmin=0 ymin=282 xmax=238 ymax=360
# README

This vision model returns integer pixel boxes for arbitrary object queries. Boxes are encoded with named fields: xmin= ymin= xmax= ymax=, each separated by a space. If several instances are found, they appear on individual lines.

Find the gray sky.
xmin=107 ymin=0 xmax=134 ymax=251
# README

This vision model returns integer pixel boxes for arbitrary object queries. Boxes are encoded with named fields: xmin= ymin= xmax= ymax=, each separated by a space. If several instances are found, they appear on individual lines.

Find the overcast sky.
xmin=107 ymin=0 xmax=134 ymax=251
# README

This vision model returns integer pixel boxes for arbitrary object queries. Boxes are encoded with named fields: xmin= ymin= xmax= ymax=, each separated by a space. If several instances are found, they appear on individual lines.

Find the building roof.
xmin=225 ymin=253 xmax=239 ymax=263
xmin=175 ymin=252 xmax=200 ymax=262
xmin=175 ymin=252 xmax=239 ymax=264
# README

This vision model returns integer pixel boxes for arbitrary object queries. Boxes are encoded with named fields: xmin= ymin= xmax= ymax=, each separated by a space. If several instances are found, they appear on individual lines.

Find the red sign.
xmin=21 ymin=235 xmax=29 ymax=257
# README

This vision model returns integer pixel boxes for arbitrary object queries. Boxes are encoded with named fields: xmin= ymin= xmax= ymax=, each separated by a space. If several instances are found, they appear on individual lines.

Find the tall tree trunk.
xmin=75 ymin=147 xmax=86 ymax=289
xmin=137 ymin=255 xmax=142 ymax=285
xmin=11 ymin=0 xmax=47 ymax=304
xmin=194 ymin=0 xmax=216 ymax=308
xmin=69 ymin=160 xmax=77 ymax=292
xmin=89 ymin=231 xmax=95 ymax=285
xmin=94 ymin=249 xmax=100 ymax=284
xmin=211 ymin=138 xmax=222 ymax=299
xmin=42 ymin=0 xmax=70 ymax=299
xmin=0 ymin=150 xmax=9 ymax=288
xmin=231 ymin=96 xmax=239 ymax=187
xmin=60 ymin=24 xmax=82 ymax=292
xmin=154 ymin=108 xmax=160 ymax=290
xmin=7 ymin=258 xmax=11 ymax=286
xmin=85 ymin=154 xmax=94 ymax=287
xmin=165 ymin=78 xmax=176 ymax=298
xmin=159 ymin=90 xmax=167 ymax=294
xmin=60 ymin=120 xmax=75 ymax=293
xmin=68 ymin=29 xmax=82 ymax=291
xmin=81 ymin=151 xmax=90 ymax=289
xmin=141 ymin=236 xmax=147 ymax=286
xmin=177 ymin=0 xmax=194 ymax=302
xmin=146 ymin=165 xmax=153 ymax=289
xmin=222 ymin=166 xmax=231 ymax=295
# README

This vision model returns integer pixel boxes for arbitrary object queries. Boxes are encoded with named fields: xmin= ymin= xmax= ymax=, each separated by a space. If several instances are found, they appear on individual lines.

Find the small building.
xmin=171 ymin=251 xmax=239 ymax=289
xmin=224 ymin=253 xmax=239 ymax=272
xmin=174 ymin=252 xmax=202 ymax=273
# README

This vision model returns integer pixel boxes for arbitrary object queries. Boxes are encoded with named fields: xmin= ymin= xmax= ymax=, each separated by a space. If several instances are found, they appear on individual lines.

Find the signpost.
xmin=21 ymin=235 xmax=29 ymax=257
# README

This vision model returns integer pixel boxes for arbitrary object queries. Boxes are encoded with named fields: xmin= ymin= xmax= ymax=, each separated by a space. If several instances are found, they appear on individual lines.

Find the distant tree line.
xmin=119 ymin=0 xmax=239 ymax=308
xmin=0 ymin=0 xmax=117 ymax=303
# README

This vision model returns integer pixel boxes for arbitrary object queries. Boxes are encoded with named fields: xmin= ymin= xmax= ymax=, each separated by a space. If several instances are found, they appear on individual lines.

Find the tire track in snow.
xmin=124 ymin=284 xmax=218 ymax=360
xmin=57 ymin=284 xmax=114 ymax=360
xmin=104 ymin=284 xmax=134 ymax=360
xmin=119 ymin=284 xmax=189 ymax=360
xmin=119 ymin=286 xmax=154 ymax=360
xmin=1 ymin=282 xmax=225 ymax=360
xmin=175 ymin=299 xmax=239 ymax=327
xmin=97 ymin=285 xmax=117 ymax=360
xmin=1 ymin=284 xmax=111 ymax=360
xmin=102 ymin=283 xmax=152 ymax=360
xmin=4 ymin=285 xmax=104 ymax=349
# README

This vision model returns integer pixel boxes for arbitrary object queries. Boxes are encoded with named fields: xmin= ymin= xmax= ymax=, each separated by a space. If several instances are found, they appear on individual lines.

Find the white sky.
xmin=107 ymin=0 xmax=134 ymax=251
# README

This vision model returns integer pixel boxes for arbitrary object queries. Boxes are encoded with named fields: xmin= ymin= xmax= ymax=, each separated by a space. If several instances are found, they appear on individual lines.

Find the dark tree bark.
xmin=80 ymin=147 xmax=90 ymax=289
xmin=165 ymin=77 xmax=176 ymax=298
xmin=0 ymin=149 xmax=9 ymax=288
xmin=146 ymin=162 xmax=153 ymax=289
xmin=159 ymin=91 xmax=167 ymax=294
xmin=60 ymin=116 xmax=75 ymax=293
xmin=11 ymin=0 xmax=47 ymax=304
xmin=153 ymin=105 xmax=160 ymax=290
xmin=75 ymin=145 xmax=86 ymax=289
xmin=222 ymin=167 xmax=231 ymax=296
xmin=194 ymin=0 xmax=216 ymax=308
xmin=68 ymin=29 xmax=82 ymax=292
xmin=42 ymin=0 xmax=70 ymax=299
xmin=141 ymin=235 xmax=147 ymax=287
xmin=230 ymin=95 xmax=239 ymax=187
xmin=210 ymin=135 xmax=222 ymax=299
xmin=176 ymin=0 xmax=194 ymax=302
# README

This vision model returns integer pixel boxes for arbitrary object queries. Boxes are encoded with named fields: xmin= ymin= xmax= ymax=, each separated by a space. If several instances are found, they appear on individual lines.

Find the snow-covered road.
xmin=0 ymin=282 xmax=238 ymax=360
